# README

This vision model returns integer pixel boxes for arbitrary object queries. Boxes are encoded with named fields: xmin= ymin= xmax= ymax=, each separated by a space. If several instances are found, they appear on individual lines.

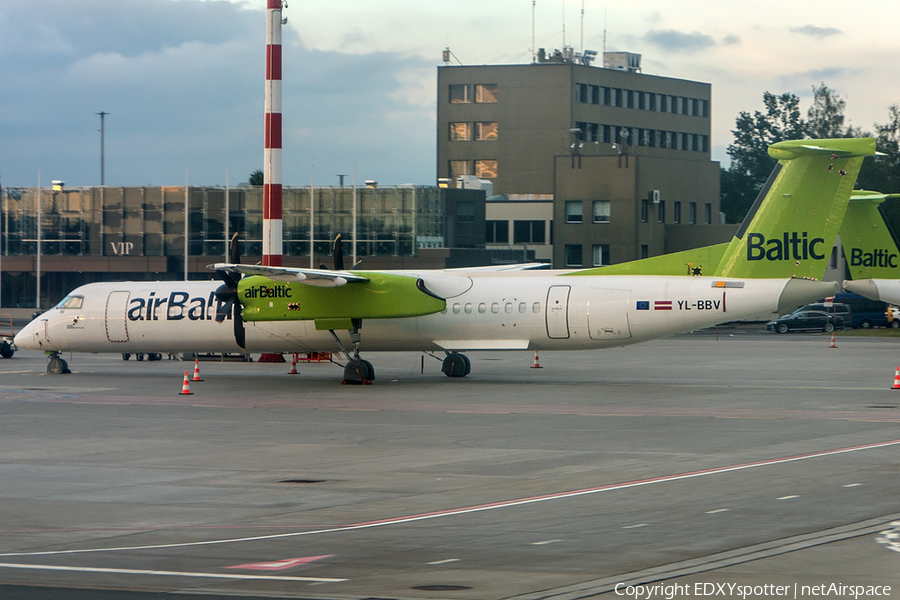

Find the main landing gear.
xmin=46 ymin=351 xmax=71 ymax=374
xmin=441 ymin=352 xmax=471 ymax=378
xmin=329 ymin=319 xmax=375 ymax=385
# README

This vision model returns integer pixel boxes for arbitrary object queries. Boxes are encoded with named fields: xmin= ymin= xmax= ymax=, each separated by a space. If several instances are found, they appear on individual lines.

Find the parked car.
xmin=789 ymin=302 xmax=852 ymax=326
xmin=888 ymin=306 xmax=900 ymax=328
xmin=832 ymin=292 xmax=889 ymax=328
xmin=767 ymin=310 xmax=845 ymax=333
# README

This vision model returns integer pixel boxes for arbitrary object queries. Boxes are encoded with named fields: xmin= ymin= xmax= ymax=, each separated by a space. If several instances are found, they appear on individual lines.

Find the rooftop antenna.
xmin=580 ymin=0 xmax=584 ymax=53
xmin=562 ymin=0 xmax=565 ymax=48
xmin=603 ymin=7 xmax=607 ymax=56
xmin=531 ymin=0 xmax=536 ymax=62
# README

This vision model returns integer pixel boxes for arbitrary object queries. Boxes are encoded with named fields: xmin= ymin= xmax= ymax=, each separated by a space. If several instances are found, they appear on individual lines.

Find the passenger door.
xmin=545 ymin=285 xmax=570 ymax=339
xmin=105 ymin=291 xmax=130 ymax=343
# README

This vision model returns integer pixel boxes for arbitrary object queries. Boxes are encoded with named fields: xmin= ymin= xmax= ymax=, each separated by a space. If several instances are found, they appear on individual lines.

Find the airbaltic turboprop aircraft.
xmin=839 ymin=191 xmax=900 ymax=304
xmin=15 ymin=138 xmax=874 ymax=381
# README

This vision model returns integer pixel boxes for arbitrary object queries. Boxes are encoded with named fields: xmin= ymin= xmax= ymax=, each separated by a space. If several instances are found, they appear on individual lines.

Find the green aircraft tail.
xmin=840 ymin=191 xmax=900 ymax=279
xmin=714 ymin=138 xmax=874 ymax=278
xmin=571 ymin=137 xmax=875 ymax=279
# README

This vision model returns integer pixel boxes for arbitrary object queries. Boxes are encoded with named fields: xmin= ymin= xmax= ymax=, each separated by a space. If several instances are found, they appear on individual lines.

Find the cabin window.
xmin=505 ymin=302 xmax=513 ymax=314
xmin=452 ymin=303 xmax=461 ymax=314
xmin=532 ymin=302 xmax=541 ymax=313
xmin=518 ymin=302 xmax=527 ymax=313
xmin=478 ymin=302 xmax=487 ymax=314
xmin=465 ymin=303 xmax=473 ymax=314
xmin=491 ymin=302 xmax=500 ymax=314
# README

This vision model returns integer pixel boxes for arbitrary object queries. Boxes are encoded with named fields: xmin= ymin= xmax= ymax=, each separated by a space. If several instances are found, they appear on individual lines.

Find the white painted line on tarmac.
xmin=705 ymin=508 xmax=730 ymax=514
xmin=531 ymin=539 xmax=563 ymax=545
xmin=0 ymin=562 xmax=345 ymax=583
xmin=777 ymin=495 xmax=799 ymax=500
xmin=843 ymin=483 xmax=863 ymax=488
xmin=3 ymin=438 xmax=898 ymax=559
xmin=427 ymin=558 xmax=459 ymax=565
xmin=622 ymin=523 xmax=649 ymax=529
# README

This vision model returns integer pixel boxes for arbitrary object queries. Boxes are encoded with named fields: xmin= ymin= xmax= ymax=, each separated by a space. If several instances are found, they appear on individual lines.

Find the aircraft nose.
xmin=14 ymin=320 xmax=38 ymax=350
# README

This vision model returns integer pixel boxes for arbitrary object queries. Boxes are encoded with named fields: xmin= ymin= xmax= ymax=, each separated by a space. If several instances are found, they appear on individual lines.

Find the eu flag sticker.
xmin=636 ymin=301 xmax=650 ymax=310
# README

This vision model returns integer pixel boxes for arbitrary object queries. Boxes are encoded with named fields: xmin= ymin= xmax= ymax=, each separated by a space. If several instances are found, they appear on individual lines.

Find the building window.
xmin=689 ymin=202 xmax=697 ymax=224
xmin=576 ymin=83 xmax=588 ymax=103
xmin=449 ymin=122 xmax=471 ymax=141
xmin=641 ymin=244 xmax=649 ymax=259
xmin=565 ymin=244 xmax=583 ymax=267
xmin=513 ymin=220 xmax=545 ymax=244
xmin=648 ymin=93 xmax=657 ymax=111
xmin=705 ymin=203 xmax=712 ymax=224
xmin=592 ymin=200 xmax=610 ymax=223
xmin=681 ymin=132 xmax=689 ymax=151
xmin=449 ymin=84 xmax=470 ymax=104
xmin=637 ymin=91 xmax=645 ymax=110
xmin=475 ymin=122 xmax=498 ymax=141
xmin=603 ymin=125 xmax=612 ymax=144
xmin=449 ymin=160 xmax=470 ymax=178
xmin=647 ymin=129 xmax=656 ymax=148
xmin=486 ymin=220 xmax=509 ymax=243
xmin=670 ymin=132 xmax=678 ymax=150
xmin=640 ymin=198 xmax=649 ymax=223
xmin=475 ymin=83 xmax=498 ymax=103
xmin=658 ymin=200 xmax=666 ymax=223
xmin=592 ymin=244 xmax=610 ymax=267
xmin=603 ymin=87 xmax=612 ymax=105
xmin=565 ymin=201 xmax=583 ymax=224
xmin=475 ymin=159 xmax=498 ymax=178
xmin=673 ymin=201 xmax=681 ymax=224
xmin=615 ymin=88 xmax=623 ymax=107
xmin=457 ymin=201 xmax=475 ymax=223
xmin=591 ymin=85 xmax=600 ymax=104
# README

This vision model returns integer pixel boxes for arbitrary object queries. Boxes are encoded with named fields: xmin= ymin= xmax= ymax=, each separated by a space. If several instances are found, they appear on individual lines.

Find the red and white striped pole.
xmin=263 ymin=0 xmax=284 ymax=266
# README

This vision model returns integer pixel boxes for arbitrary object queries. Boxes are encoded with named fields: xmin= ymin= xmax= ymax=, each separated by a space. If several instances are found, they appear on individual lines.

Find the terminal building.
xmin=437 ymin=50 xmax=733 ymax=267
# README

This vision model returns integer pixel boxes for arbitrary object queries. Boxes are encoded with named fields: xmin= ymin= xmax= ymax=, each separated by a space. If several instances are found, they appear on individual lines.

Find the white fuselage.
xmin=15 ymin=274 xmax=813 ymax=356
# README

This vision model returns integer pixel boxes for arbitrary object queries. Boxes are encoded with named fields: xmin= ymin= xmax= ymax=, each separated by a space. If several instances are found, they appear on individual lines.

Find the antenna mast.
xmin=580 ymin=0 xmax=584 ymax=53
xmin=531 ymin=0 xmax=536 ymax=62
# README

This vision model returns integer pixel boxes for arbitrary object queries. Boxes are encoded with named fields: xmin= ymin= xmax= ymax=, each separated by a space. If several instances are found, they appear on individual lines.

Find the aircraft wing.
xmin=446 ymin=263 xmax=550 ymax=272
xmin=209 ymin=263 xmax=369 ymax=287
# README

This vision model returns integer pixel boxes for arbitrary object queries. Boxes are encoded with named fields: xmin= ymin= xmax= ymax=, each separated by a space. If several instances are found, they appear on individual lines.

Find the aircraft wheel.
xmin=342 ymin=358 xmax=373 ymax=385
xmin=0 ymin=341 xmax=13 ymax=359
xmin=360 ymin=359 xmax=375 ymax=381
xmin=122 ymin=353 xmax=131 ymax=361
xmin=136 ymin=353 xmax=144 ymax=361
xmin=148 ymin=353 xmax=162 ymax=361
xmin=776 ymin=323 xmax=789 ymax=334
xmin=442 ymin=353 xmax=469 ymax=378
xmin=47 ymin=356 xmax=71 ymax=374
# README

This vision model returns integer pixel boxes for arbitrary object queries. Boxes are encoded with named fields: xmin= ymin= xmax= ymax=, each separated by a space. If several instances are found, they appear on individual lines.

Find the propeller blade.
xmin=333 ymin=234 xmax=344 ymax=271
xmin=229 ymin=232 xmax=240 ymax=265
xmin=233 ymin=305 xmax=245 ymax=349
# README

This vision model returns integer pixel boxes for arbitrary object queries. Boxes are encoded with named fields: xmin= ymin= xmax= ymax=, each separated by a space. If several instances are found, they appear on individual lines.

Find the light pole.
xmin=97 ymin=111 xmax=109 ymax=185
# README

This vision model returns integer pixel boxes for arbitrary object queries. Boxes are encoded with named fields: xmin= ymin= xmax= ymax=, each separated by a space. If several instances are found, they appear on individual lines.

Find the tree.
xmin=722 ymin=92 xmax=806 ymax=223
xmin=248 ymin=169 xmax=264 ymax=186
xmin=857 ymin=105 xmax=900 ymax=226
xmin=806 ymin=83 xmax=867 ymax=139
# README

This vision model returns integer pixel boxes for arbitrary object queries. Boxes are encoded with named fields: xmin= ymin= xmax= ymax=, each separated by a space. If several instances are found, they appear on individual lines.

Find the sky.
xmin=1 ymin=0 xmax=898 ymax=188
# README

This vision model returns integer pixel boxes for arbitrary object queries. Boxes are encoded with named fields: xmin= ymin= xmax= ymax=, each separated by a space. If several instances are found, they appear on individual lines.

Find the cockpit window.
xmin=55 ymin=295 xmax=84 ymax=310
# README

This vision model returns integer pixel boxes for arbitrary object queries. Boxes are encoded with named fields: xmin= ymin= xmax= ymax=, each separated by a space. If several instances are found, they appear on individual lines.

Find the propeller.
xmin=214 ymin=232 xmax=245 ymax=348
xmin=333 ymin=234 xmax=344 ymax=271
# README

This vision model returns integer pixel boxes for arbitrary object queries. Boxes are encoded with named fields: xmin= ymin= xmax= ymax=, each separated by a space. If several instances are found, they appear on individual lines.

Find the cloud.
xmin=643 ymin=30 xmax=716 ymax=53
xmin=789 ymin=25 xmax=842 ymax=38
xmin=0 ymin=0 xmax=438 ymax=187
xmin=778 ymin=67 xmax=854 ymax=91
xmin=722 ymin=34 xmax=741 ymax=46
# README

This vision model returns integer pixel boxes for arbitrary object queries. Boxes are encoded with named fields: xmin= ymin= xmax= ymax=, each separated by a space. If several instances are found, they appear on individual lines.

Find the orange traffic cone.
xmin=288 ymin=354 xmax=299 ymax=375
xmin=531 ymin=351 xmax=543 ymax=369
xmin=180 ymin=371 xmax=193 ymax=395
xmin=892 ymin=367 xmax=900 ymax=390
xmin=829 ymin=333 xmax=837 ymax=349
xmin=192 ymin=358 xmax=204 ymax=382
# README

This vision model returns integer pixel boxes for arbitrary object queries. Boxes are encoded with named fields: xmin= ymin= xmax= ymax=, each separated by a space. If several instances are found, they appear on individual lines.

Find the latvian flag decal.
xmin=654 ymin=300 xmax=672 ymax=310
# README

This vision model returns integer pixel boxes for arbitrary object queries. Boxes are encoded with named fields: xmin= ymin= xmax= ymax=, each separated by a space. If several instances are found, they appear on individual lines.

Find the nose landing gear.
xmin=46 ymin=351 xmax=71 ymax=374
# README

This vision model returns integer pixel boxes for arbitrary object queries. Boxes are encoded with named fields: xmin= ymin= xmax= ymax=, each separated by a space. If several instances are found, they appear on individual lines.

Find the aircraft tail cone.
xmin=288 ymin=354 xmax=299 ymax=375
xmin=892 ymin=367 xmax=900 ymax=390
xmin=192 ymin=358 xmax=204 ymax=382
xmin=531 ymin=351 xmax=543 ymax=369
xmin=180 ymin=371 xmax=193 ymax=395
xmin=829 ymin=333 xmax=837 ymax=349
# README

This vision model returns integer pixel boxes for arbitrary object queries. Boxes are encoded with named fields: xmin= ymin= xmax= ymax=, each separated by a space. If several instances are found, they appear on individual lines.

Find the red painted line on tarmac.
xmin=225 ymin=555 xmax=333 ymax=570
xmin=2 ymin=438 xmax=898 ymax=558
